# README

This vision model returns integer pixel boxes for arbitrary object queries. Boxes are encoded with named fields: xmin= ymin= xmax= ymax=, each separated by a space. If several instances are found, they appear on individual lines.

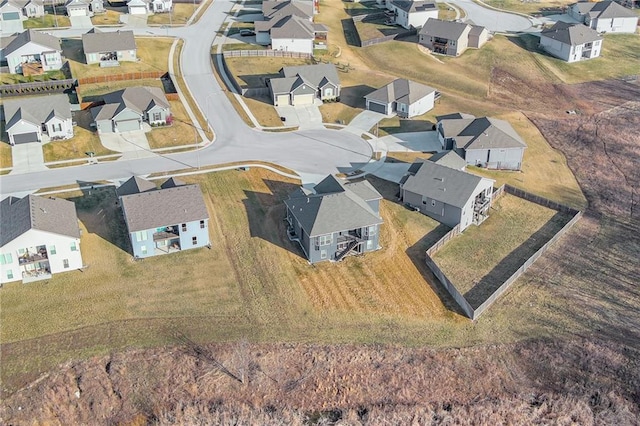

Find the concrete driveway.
xmin=69 ymin=16 xmax=92 ymax=28
xmin=276 ymin=103 xmax=323 ymax=130
xmin=450 ymin=0 xmax=535 ymax=32
xmin=371 ymin=162 xmax=412 ymax=184
xmin=343 ymin=110 xmax=386 ymax=134
xmin=98 ymin=130 xmax=155 ymax=159
xmin=10 ymin=142 xmax=47 ymax=175
xmin=379 ymin=131 xmax=441 ymax=153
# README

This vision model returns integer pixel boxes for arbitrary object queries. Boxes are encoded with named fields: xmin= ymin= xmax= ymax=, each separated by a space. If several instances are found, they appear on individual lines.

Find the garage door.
xmin=276 ymin=94 xmax=290 ymax=106
xmin=116 ymin=119 xmax=140 ymax=132
xmin=367 ymin=100 xmax=387 ymax=114
xmin=13 ymin=132 xmax=39 ymax=144
xmin=129 ymin=6 xmax=146 ymax=14
xmin=69 ymin=7 xmax=86 ymax=16
xmin=292 ymin=94 xmax=314 ymax=106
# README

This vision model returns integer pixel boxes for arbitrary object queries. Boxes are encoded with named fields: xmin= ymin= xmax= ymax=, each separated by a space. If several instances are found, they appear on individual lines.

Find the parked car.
xmin=239 ymin=29 xmax=255 ymax=37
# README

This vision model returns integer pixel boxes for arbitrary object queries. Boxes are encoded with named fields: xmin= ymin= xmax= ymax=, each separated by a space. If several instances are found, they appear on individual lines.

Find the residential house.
xmin=149 ymin=0 xmax=171 ymax=13
xmin=569 ymin=1 xmax=638 ymax=33
xmin=255 ymin=0 xmax=327 ymax=54
xmin=127 ymin=0 xmax=148 ymax=14
xmin=400 ymin=159 xmax=494 ymax=231
xmin=539 ymin=21 xmax=603 ymax=62
xmin=66 ymin=0 xmax=91 ymax=16
xmin=82 ymin=28 xmax=137 ymax=65
xmin=3 ymin=0 xmax=44 ymax=18
xmin=436 ymin=113 xmax=527 ymax=170
xmin=419 ymin=18 xmax=489 ymax=56
xmin=2 ymin=94 xmax=73 ymax=145
xmin=91 ymin=86 xmax=171 ymax=133
xmin=1 ymin=29 xmax=62 ymax=74
xmin=364 ymin=78 xmax=438 ymax=118
xmin=0 ymin=0 xmax=24 ymax=35
xmin=284 ymin=175 xmax=383 ymax=264
xmin=0 ymin=195 xmax=83 ymax=284
xmin=386 ymin=0 xmax=438 ymax=30
xmin=117 ymin=177 xmax=210 ymax=258
xmin=269 ymin=63 xmax=340 ymax=106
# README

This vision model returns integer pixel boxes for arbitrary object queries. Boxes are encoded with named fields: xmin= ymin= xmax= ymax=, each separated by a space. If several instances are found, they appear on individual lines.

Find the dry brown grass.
xmin=0 ymin=141 xmax=12 ymax=169
xmin=225 ymin=57 xmax=313 ymax=89
xmin=90 ymin=10 xmax=122 ymax=25
xmin=147 ymin=4 xmax=196 ymax=25
xmin=146 ymin=100 xmax=202 ymax=148
xmin=23 ymin=13 xmax=70 ymax=28
xmin=42 ymin=127 xmax=118 ymax=162
xmin=242 ymin=96 xmax=283 ymax=127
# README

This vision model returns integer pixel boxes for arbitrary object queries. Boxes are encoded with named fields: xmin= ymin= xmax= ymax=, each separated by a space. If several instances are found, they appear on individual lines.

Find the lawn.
xmin=432 ymin=194 xmax=573 ymax=308
xmin=42 ymin=127 xmax=118 ymax=162
xmin=0 ymin=141 xmax=12 ymax=170
xmin=23 ymin=13 xmax=70 ymax=28
xmin=146 ymin=100 xmax=202 ymax=148
xmin=76 ymin=78 xmax=163 ymax=101
xmin=242 ymin=96 xmax=284 ymax=127
xmin=147 ymin=4 xmax=197 ymax=25
xmin=438 ymin=3 xmax=458 ymax=21
xmin=483 ymin=0 xmax=574 ymax=15
xmin=90 ymin=10 xmax=122 ymax=25
xmin=0 ymin=69 xmax=67 ymax=85
xmin=64 ymin=37 xmax=174 ymax=80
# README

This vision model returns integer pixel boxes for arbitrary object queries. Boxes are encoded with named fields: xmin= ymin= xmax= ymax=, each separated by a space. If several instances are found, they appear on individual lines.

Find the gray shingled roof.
xmin=390 ymin=0 xmax=437 ymax=13
xmin=419 ymin=18 xmax=470 ymax=40
xmin=160 ymin=177 xmax=185 ymax=189
xmin=82 ymin=29 xmax=136 ymax=54
xmin=540 ymin=21 xmax=602 ymax=45
xmin=590 ymin=0 xmax=637 ymax=18
xmin=438 ymin=115 xmax=527 ymax=150
xmin=468 ymin=25 xmax=486 ymax=36
xmin=1 ymin=195 xmax=80 ymax=246
xmin=116 ymin=176 xmax=157 ymax=197
xmin=401 ymin=160 xmax=493 ymax=208
xmin=3 ymin=29 xmax=61 ymax=56
xmin=120 ymin=184 xmax=209 ymax=232
xmin=282 ymin=63 xmax=339 ymax=87
xmin=571 ymin=1 xmax=596 ymax=14
xmin=284 ymin=175 xmax=383 ymax=237
xmin=429 ymin=150 xmax=466 ymax=170
xmin=3 ymin=94 xmax=71 ymax=129
xmin=257 ymin=0 xmax=313 ymax=32
xmin=365 ymin=78 xmax=435 ymax=105
xmin=270 ymin=15 xmax=314 ymax=39
xmin=436 ymin=112 xmax=475 ymax=121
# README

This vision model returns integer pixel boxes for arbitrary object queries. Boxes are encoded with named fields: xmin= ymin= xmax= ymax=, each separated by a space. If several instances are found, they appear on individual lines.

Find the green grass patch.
xmin=23 ymin=13 xmax=70 ymax=28
xmin=0 ymin=69 xmax=67 ymax=85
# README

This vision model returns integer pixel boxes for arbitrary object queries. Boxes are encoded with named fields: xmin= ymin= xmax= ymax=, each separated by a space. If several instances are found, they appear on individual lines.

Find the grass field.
xmin=432 ymin=194 xmax=573 ymax=308
xmin=63 ymin=37 xmax=173 ymax=80
xmin=90 ymin=10 xmax=122 ymax=25
xmin=42 ymin=127 xmax=117 ymax=162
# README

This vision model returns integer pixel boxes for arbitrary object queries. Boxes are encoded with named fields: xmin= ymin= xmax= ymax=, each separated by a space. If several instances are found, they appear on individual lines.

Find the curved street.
xmin=0 ymin=0 xmax=536 ymax=195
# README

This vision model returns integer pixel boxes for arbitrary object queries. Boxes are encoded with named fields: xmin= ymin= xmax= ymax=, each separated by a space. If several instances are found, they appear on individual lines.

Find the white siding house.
xmin=3 ymin=94 xmax=74 ymax=145
xmin=570 ymin=1 xmax=638 ymax=33
xmin=1 ymin=195 xmax=83 ymax=285
xmin=539 ymin=22 xmax=603 ymax=62
xmin=387 ymin=0 xmax=438 ymax=29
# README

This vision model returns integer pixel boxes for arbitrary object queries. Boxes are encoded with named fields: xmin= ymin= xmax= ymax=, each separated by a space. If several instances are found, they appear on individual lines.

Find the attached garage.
xmin=275 ymin=94 xmax=290 ymax=106
xmin=292 ymin=93 xmax=314 ymax=106
xmin=115 ymin=119 xmax=141 ymax=132
xmin=67 ymin=6 xmax=88 ymax=16
xmin=12 ymin=132 xmax=40 ymax=144
xmin=366 ymin=100 xmax=388 ymax=115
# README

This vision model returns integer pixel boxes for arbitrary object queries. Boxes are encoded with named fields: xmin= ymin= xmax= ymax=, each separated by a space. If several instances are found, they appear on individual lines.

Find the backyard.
xmin=432 ymin=194 xmax=574 ymax=308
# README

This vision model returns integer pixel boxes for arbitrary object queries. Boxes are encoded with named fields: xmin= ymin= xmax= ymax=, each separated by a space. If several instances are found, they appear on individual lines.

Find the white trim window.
xmin=135 ymin=231 xmax=147 ymax=242
xmin=317 ymin=234 xmax=332 ymax=246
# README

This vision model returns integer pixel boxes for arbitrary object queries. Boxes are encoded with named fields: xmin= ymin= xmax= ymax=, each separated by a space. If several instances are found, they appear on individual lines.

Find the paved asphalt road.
xmin=0 ymin=0 xmax=534 ymax=195
xmin=450 ymin=0 xmax=534 ymax=33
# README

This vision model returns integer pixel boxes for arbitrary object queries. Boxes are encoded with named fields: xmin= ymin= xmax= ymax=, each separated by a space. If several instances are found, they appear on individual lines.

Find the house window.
xmin=141 ymin=245 xmax=147 ymax=255
xmin=431 ymin=200 xmax=436 ymax=207
xmin=182 ymin=223 xmax=187 ymax=232
xmin=367 ymin=225 xmax=377 ymax=236
xmin=152 ymin=112 xmax=162 ymax=121
xmin=18 ymin=248 xmax=26 ymax=255
xmin=192 ymin=236 xmax=198 ymax=245
xmin=200 ymin=220 xmax=205 ymax=229
xmin=70 ymin=242 xmax=78 ymax=251
xmin=366 ymin=240 xmax=373 ymax=250
xmin=63 ymin=259 xmax=69 ymax=268
xmin=317 ymin=234 xmax=332 ymax=246
xmin=135 ymin=231 xmax=147 ymax=242
xmin=48 ymin=245 xmax=56 ymax=255
xmin=0 ymin=253 xmax=12 ymax=264
xmin=320 ymin=249 xmax=327 ymax=259
xmin=7 ymin=269 xmax=13 ymax=280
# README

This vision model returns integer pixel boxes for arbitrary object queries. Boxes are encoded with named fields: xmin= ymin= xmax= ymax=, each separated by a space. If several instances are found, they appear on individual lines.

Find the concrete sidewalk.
xmin=343 ymin=110 xmax=386 ymax=135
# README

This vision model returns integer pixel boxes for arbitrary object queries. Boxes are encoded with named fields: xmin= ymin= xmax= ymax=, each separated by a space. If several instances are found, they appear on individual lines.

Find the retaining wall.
xmin=424 ymin=184 xmax=582 ymax=320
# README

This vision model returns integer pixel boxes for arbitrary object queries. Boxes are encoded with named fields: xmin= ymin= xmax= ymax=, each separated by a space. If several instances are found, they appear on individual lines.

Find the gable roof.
xmin=401 ymin=160 xmax=493 ymax=208
xmin=82 ymin=29 xmax=136 ymax=54
xmin=468 ymin=25 xmax=487 ymax=36
xmin=540 ymin=21 xmax=602 ymax=45
xmin=438 ymin=116 xmax=527 ymax=150
xmin=116 ymin=176 xmax=157 ymax=197
xmin=390 ymin=0 xmax=437 ymax=13
xmin=120 ymin=184 xmax=209 ymax=232
xmin=270 ymin=14 xmax=314 ymax=39
xmin=284 ymin=175 xmax=383 ymax=237
xmin=365 ymin=78 xmax=435 ymax=105
xmin=1 ymin=195 xmax=80 ymax=246
xmin=573 ymin=1 xmax=637 ymax=18
xmin=428 ymin=150 xmax=466 ymax=170
xmin=160 ymin=177 xmax=185 ymax=189
xmin=94 ymin=86 xmax=169 ymax=120
xmin=436 ymin=112 xmax=475 ymax=121
xmin=2 ymin=29 xmax=60 ymax=56
xmin=262 ymin=0 xmax=312 ymax=20
xmin=419 ymin=18 xmax=470 ymax=40
xmin=65 ymin=0 xmax=90 ymax=7
xmin=3 ymin=94 xmax=71 ymax=129
xmin=282 ymin=63 xmax=340 ymax=88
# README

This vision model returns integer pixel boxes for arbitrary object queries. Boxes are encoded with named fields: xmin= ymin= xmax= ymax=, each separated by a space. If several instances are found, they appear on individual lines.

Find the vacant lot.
xmin=433 ymin=194 xmax=572 ymax=307
xmin=63 ymin=37 xmax=174 ymax=79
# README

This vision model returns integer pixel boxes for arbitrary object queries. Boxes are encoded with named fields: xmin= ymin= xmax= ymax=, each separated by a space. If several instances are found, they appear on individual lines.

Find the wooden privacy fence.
xmin=424 ymin=184 xmax=583 ymax=320
xmin=77 ymin=71 xmax=165 ymax=85
xmin=0 ymin=79 xmax=76 ymax=96
xmin=222 ymin=50 xmax=312 ymax=59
